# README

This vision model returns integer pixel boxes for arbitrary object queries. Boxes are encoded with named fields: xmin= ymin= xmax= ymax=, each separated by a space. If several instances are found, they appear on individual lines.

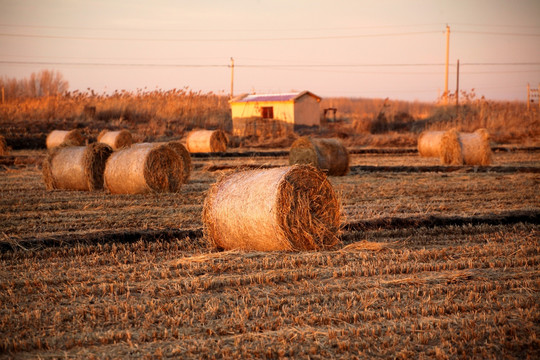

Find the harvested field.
xmin=0 ymin=148 xmax=539 ymax=358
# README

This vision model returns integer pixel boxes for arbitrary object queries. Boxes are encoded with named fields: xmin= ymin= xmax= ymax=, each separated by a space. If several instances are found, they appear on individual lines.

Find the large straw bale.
xmin=42 ymin=143 xmax=112 ymax=191
xmin=104 ymin=144 xmax=184 ymax=194
xmin=132 ymin=141 xmax=191 ymax=183
xmin=289 ymin=137 xmax=349 ymax=176
xmin=46 ymin=130 xmax=85 ymax=149
xmin=0 ymin=135 xmax=9 ymax=156
xmin=97 ymin=130 xmax=133 ymax=150
xmin=439 ymin=128 xmax=492 ymax=165
xmin=164 ymin=141 xmax=192 ymax=182
xmin=203 ymin=165 xmax=341 ymax=251
xmin=417 ymin=130 xmax=445 ymax=157
xmin=186 ymin=129 xmax=228 ymax=153
xmin=439 ymin=128 xmax=463 ymax=165
xmin=458 ymin=128 xmax=492 ymax=165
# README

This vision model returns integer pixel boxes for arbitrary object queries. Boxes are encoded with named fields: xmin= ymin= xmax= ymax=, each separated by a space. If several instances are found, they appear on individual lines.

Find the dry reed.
xmin=97 ymin=130 xmax=133 ymax=150
xmin=186 ymin=129 xmax=228 ymax=153
xmin=104 ymin=144 xmax=184 ymax=194
xmin=45 ymin=130 xmax=85 ymax=149
xmin=0 ymin=135 xmax=9 ymax=155
xmin=289 ymin=137 xmax=349 ymax=176
xmin=417 ymin=130 xmax=445 ymax=157
xmin=203 ymin=165 xmax=341 ymax=251
xmin=42 ymin=143 xmax=112 ymax=191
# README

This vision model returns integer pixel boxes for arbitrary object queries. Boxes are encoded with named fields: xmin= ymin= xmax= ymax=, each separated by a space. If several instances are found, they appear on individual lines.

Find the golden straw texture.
xmin=459 ymin=128 xmax=492 ymax=165
xmin=46 ymin=130 xmax=85 ymax=149
xmin=203 ymin=165 xmax=341 ymax=251
xmin=440 ymin=129 xmax=463 ymax=165
xmin=289 ymin=137 xmax=349 ymax=176
xmin=104 ymin=144 xmax=184 ymax=194
xmin=417 ymin=130 xmax=445 ymax=157
xmin=0 ymin=135 xmax=9 ymax=156
xmin=186 ymin=130 xmax=228 ymax=153
xmin=42 ymin=143 xmax=112 ymax=191
xmin=97 ymin=130 xmax=133 ymax=150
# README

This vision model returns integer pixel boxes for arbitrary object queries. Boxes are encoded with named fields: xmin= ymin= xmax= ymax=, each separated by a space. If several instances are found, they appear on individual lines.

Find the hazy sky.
xmin=1 ymin=0 xmax=539 ymax=102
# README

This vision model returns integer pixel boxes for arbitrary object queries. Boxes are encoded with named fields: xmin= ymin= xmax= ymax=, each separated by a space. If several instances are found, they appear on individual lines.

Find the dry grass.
xmin=0 ymin=149 xmax=538 ymax=358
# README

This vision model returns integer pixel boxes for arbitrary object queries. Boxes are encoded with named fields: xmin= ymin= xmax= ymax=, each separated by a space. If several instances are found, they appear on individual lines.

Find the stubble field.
xmin=0 ymin=149 xmax=539 ymax=359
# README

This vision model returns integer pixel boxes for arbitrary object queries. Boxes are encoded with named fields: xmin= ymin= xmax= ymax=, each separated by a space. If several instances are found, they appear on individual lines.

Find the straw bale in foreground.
xmin=104 ymin=144 xmax=184 ymax=194
xmin=417 ymin=130 xmax=445 ymax=157
xmin=97 ymin=130 xmax=133 ymax=150
xmin=42 ymin=143 xmax=112 ymax=191
xmin=46 ymin=130 xmax=85 ymax=149
xmin=203 ymin=165 xmax=341 ymax=251
xmin=186 ymin=129 xmax=228 ymax=153
xmin=0 ymin=135 xmax=9 ymax=156
xmin=289 ymin=137 xmax=349 ymax=176
xmin=165 ymin=141 xmax=192 ymax=182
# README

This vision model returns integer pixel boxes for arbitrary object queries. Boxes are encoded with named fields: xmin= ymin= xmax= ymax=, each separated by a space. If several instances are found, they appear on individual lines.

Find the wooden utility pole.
xmin=230 ymin=57 xmax=234 ymax=99
xmin=444 ymin=25 xmax=450 ymax=104
xmin=456 ymin=59 xmax=460 ymax=107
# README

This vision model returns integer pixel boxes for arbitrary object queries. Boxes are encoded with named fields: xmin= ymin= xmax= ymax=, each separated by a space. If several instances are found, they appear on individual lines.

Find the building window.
xmin=261 ymin=106 xmax=274 ymax=119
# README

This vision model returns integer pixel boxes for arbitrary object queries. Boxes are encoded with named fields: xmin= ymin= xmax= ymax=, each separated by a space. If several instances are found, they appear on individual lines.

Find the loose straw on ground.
xmin=289 ymin=137 xmax=349 ymax=176
xmin=42 ymin=143 xmax=112 ymax=191
xmin=46 ymin=130 xmax=85 ymax=149
xmin=203 ymin=165 xmax=341 ymax=251
xmin=104 ymin=143 xmax=184 ymax=194
xmin=186 ymin=129 xmax=228 ymax=153
xmin=97 ymin=130 xmax=133 ymax=150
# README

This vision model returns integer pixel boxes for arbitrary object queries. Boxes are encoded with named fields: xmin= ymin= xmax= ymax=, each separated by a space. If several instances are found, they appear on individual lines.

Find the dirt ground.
xmin=0 ymin=149 xmax=539 ymax=359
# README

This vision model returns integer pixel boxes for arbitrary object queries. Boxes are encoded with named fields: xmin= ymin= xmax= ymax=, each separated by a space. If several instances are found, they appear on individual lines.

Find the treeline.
xmin=0 ymin=70 xmax=69 ymax=100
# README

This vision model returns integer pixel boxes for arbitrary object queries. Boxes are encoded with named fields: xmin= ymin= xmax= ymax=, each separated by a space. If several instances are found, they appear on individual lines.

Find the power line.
xmin=455 ymin=30 xmax=540 ymax=37
xmin=0 ymin=31 xmax=441 ymax=42
xmin=1 ymin=60 xmax=538 ymax=68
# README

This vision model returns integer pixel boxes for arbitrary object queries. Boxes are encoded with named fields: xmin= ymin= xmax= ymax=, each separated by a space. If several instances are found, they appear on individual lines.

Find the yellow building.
xmin=229 ymin=91 xmax=322 ymax=136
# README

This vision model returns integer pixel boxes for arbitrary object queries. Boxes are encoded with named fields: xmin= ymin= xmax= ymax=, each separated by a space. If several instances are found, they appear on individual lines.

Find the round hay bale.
xmin=203 ymin=165 xmax=341 ymax=251
xmin=186 ymin=130 xmax=228 ymax=153
xmin=42 ymin=143 xmax=112 ymax=191
xmin=459 ymin=128 xmax=492 ymax=165
xmin=104 ymin=144 xmax=184 ymax=194
xmin=288 ymin=137 xmax=349 ymax=176
xmin=46 ymin=130 xmax=85 ymax=149
xmin=0 ymin=135 xmax=9 ymax=156
xmin=164 ymin=141 xmax=192 ymax=182
xmin=97 ymin=130 xmax=133 ymax=150
xmin=417 ymin=130 xmax=445 ymax=157
xmin=439 ymin=128 xmax=463 ymax=165
xmin=132 ymin=141 xmax=191 ymax=183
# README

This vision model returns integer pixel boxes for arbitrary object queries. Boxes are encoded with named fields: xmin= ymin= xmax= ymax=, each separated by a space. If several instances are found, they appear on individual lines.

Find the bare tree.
xmin=0 ymin=70 xmax=69 ymax=99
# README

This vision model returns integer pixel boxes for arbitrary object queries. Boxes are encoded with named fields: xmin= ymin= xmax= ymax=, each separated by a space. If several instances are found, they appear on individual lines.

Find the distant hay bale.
xmin=0 ymin=135 xmax=9 ymax=156
xmin=46 ymin=130 xmax=85 ymax=149
xmin=203 ymin=165 xmax=341 ymax=251
xmin=104 ymin=144 xmax=184 ymax=194
xmin=42 ymin=143 xmax=112 ymax=191
xmin=289 ymin=137 xmax=349 ymax=176
xmin=417 ymin=130 xmax=445 ymax=157
xmin=440 ymin=128 xmax=492 ymax=165
xmin=186 ymin=130 xmax=228 ymax=153
xmin=458 ymin=128 xmax=492 ymax=165
xmin=97 ymin=130 xmax=133 ymax=150
xmin=439 ymin=129 xmax=463 ymax=165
